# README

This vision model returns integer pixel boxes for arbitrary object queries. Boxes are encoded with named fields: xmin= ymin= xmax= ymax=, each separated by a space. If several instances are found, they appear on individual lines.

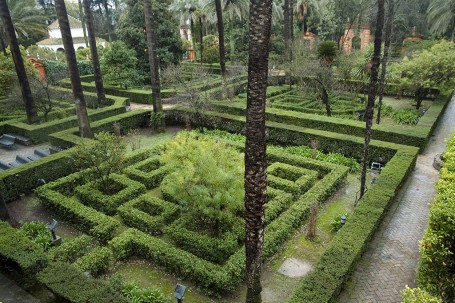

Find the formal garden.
xmin=1 ymin=0 xmax=455 ymax=303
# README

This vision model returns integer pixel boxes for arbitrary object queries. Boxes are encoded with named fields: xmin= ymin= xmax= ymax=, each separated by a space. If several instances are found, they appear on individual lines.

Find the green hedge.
xmin=75 ymin=174 xmax=146 ymax=215
xmin=209 ymin=92 xmax=449 ymax=150
xmin=118 ymin=195 xmax=179 ymax=234
xmin=165 ymin=217 xmax=243 ymax=264
xmin=36 ymin=175 xmax=120 ymax=242
xmin=49 ymin=235 xmax=92 ymax=262
xmin=0 ymin=221 xmax=47 ymax=274
xmin=124 ymin=157 xmax=172 ymax=189
xmin=417 ymin=132 xmax=455 ymax=301
xmin=74 ymin=246 xmax=113 ymax=276
xmin=268 ymin=162 xmax=319 ymax=196
xmin=287 ymin=144 xmax=418 ymax=303
xmin=38 ymin=262 xmax=128 ymax=303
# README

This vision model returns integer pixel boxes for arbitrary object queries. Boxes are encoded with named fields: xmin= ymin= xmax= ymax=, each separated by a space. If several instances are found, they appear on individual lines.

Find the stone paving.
xmin=0 ymin=273 xmax=39 ymax=303
xmin=337 ymin=95 xmax=455 ymax=303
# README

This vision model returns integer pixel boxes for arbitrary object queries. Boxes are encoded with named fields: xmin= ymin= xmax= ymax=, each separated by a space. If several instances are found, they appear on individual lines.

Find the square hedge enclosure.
xmin=34 ymin=139 xmax=349 ymax=296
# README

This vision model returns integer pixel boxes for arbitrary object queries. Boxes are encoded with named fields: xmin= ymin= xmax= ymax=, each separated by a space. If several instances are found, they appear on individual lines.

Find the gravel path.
xmin=337 ymin=95 xmax=455 ymax=303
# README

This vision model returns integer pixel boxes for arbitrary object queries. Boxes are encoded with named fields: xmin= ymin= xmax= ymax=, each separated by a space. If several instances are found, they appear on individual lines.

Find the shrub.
xmin=401 ymin=287 xmax=442 ymax=303
xmin=75 ymin=247 xmax=113 ymax=276
xmin=121 ymin=281 xmax=166 ymax=303
xmin=393 ymin=109 xmax=419 ymax=125
xmin=48 ymin=235 xmax=92 ymax=262
xmin=330 ymin=213 xmax=349 ymax=232
xmin=160 ymin=131 xmax=244 ymax=236
xmin=18 ymin=221 xmax=53 ymax=251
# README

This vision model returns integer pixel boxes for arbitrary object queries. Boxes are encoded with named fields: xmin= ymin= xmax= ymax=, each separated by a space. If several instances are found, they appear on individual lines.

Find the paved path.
xmin=337 ymin=96 xmax=455 ymax=303
xmin=0 ymin=273 xmax=39 ymax=303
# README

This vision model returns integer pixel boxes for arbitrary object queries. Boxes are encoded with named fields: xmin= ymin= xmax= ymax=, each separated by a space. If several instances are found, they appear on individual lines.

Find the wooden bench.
xmin=0 ymin=134 xmax=16 ymax=149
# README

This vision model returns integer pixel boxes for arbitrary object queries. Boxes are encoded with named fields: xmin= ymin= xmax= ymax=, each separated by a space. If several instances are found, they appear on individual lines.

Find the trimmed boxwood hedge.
xmin=417 ymin=132 xmax=455 ymax=300
xmin=38 ymin=262 xmax=128 ymax=303
xmin=287 ymin=144 xmax=419 ymax=303
xmin=75 ymin=174 xmax=146 ymax=215
xmin=0 ymin=221 xmax=47 ymax=274
xmin=36 ymin=177 xmax=120 ymax=243
xmin=118 ymin=195 xmax=179 ymax=234
xmin=124 ymin=157 xmax=172 ymax=189
xmin=209 ymin=92 xmax=449 ymax=151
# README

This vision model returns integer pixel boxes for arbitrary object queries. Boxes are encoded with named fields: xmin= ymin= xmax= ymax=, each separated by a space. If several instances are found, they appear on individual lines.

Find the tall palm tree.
xmin=0 ymin=0 xmax=47 ymax=40
xmin=427 ymin=0 xmax=455 ymax=40
xmin=55 ymin=0 xmax=93 ymax=138
xmin=83 ymin=0 xmax=106 ymax=106
xmin=215 ymin=0 xmax=226 ymax=83
xmin=0 ymin=0 xmax=39 ymax=124
xmin=144 ymin=0 xmax=164 ymax=129
xmin=244 ymin=0 xmax=273 ymax=302
xmin=360 ymin=0 xmax=384 ymax=199
xmin=376 ymin=0 xmax=394 ymax=124
xmin=78 ymin=0 xmax=89 ymax=47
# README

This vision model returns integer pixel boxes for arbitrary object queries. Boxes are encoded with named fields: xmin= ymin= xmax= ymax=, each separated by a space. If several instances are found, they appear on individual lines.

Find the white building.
xmin=37 ymin=15 xmax=106 ymax=52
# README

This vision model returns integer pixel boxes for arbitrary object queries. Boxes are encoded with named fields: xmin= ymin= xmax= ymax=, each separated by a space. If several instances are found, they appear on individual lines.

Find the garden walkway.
xmin=337 ymin=95 xmax=455 ymax=303
xmin=0 ymin=273 xmax=39 ymax=303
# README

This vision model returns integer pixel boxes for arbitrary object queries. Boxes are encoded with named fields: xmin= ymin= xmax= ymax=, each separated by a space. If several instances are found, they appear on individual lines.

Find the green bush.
xmin=124 ymin=156 xmax=172 ymax=189
xmin=393 ymin=109 xmax=420 ymax=125
xmin=38 ymin=262 xmax=128 ymax=303
xmin=0 ymin=221 xmax=47 ymax=274
xmin=48 ymin=235 xmax=92 ymax=262
xmin=75 ymin=247 xmax=113 ymax=276
xmin=417 ymin=132 xmax=455 ymax=301
xmin=121 ymin=281 xmax=166 ymax=303
xmin=401 ymin=287 xmax=442 ymax=303
xmin=118 ymin=196 xmax=179 ymax=234
xmin=75 ymin=173 xmax=146 ymax=215
xmin=18 ymin=221 xmax=53 ymax=251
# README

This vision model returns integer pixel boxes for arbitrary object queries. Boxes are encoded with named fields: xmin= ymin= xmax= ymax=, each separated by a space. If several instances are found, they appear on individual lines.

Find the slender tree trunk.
xmin=102 ymin=0 xmax=112 ymax=42
xmin=78 ymin=0 xmax=89 ymax=48
xmin=283 ymin=0 xmax=290 ymax=54
xmin=199 ymin=15 xmax=203 ymax=64
xmin=376 ymin=0 xmax=394 ymax=124
xmin=244 ymin=0 xmax=273 ymax=302
xmin=0 ymin=193 xmax=9 ymax=220
xmin=360 ymin=0 xmax=385 ymax=199
xmin=190 ymin=17 xmax=196 ymax=61
xmin=0 ymin=33 xmax=7 ymax=57
xmin=229 ymin=20 xmax=235 ymax=63
xmin=0 ymin=0 xmax=39 ymax=124
xmin=289 ymin=0 xmax=294 ymax=89
xmin=83 ymin=0 xmax=106 ymax=107
xmin=143 ymin=0 xmax=164 ymax=129
xmin=55 ymin=0 xmax=93 ymax=138
xmin=215 ymin=0 xmax=226 ymax=88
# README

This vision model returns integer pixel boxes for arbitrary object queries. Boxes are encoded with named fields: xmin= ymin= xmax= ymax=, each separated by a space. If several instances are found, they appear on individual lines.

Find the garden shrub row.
xmin=209 ymin=91 xmax=450 ymax=150
xmin=165 ymin=217 xmax=244 ymax=264
xmin=108 ymin=147 xmax=348 ymax=294
xmin=118 ymin=195 xmax=179 ymax=234
xmin=49 ymin=235 xmax=93 ymax=262
xmin=74 ymin=246 xmax=113 ymax=276
xmin=124 ymin=157 xmax=172 ymax=189
xmin=2 ymin=87 xmax=127 ymax=144
xmin=0 ymin=221 xmax=47 ymax=275
xmin=35 ymin=180 xmax=120 ymax=242
xmin=166 ymin=108 xmax=396 ymax=162
xmin=268 ymin=162 xmax=319 ymax=196
xmin=76 ymin=173 xmax=146 ymax=215
xmin=287 ymin=144 xmax=419 ymax=303
xmin=416 ymin=132 xmax=455 ymax=301
xmin=38 ymin=262 xmax=128 ymax=303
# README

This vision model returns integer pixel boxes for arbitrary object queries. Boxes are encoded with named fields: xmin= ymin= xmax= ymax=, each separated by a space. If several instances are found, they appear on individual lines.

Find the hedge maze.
xmin=34 ymin=139 xmax=349 ymax=295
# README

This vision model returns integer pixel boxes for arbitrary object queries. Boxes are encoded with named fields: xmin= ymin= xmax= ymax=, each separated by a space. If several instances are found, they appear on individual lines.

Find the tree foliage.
xmin=160 ymin=132 xmax=244 ymax=236
xmin=392 ymin=40 xmax=455 ymax=109
xmin=100 ymin=41 xmax=144 ymax=89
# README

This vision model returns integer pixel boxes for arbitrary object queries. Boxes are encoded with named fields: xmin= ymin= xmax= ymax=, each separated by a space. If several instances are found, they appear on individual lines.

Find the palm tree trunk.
xmin=0 ymin=33 xmax=7 ymax=57
xmin=102 ymin=0 xmax=112 ymax=42
xmin=244 ymin=0 xmax=273 ymax=302
xmin=0 ymin=193 xmax=9 ymax=220
xmin=0 ymin=0 xmax=39 ymax=124
xmin=283 ymin=0 xmax=290 ymax=55
xmin=143 ymin=0 xmax=164 ymax=129
xmin=55 ymin=0 xmax=93 ymax=138
xmin=78 ymin=0 xmax=89 ymax=48
xmin=215 ymin=0 xmax=226 ymax=85
xmin=360 ymin=0 xmax=385 ymax=199
xmin=376 ymin=0 xmax=394 ymax=124
xmin=230 ymin=20 xmax=235 ymax=63
xmin=199 ymin=15 xmax=203 ymax=64
xmin=83 ymin=0 xmax=106 ymax=107
xmin=190 ymin=17 xmax=196 ymax=61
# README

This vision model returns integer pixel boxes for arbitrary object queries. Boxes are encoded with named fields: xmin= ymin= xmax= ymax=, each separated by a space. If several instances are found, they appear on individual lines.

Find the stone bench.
xmin=8 ymin=155 xmax=31 ymax=167
xmin=0 ymin=134 xmax=16 ymax=149
xmin=0 ymin=160 xmax=13 ymax=171
xmin=27 ymin=148 xmax=50 ymax=161
xmin=6 ymin=133 xmax=32 ymax=146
